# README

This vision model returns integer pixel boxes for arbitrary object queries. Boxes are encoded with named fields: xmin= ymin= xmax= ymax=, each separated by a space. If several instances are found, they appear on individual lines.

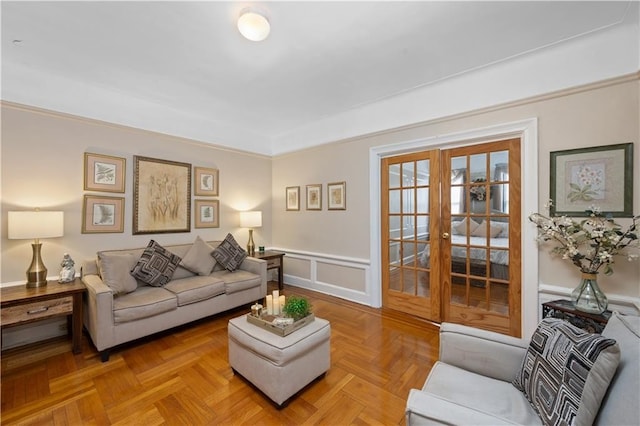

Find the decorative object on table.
xmin=258 ymin=246 xmax=265 ymax=253
xmin=327 ymin=181 xmax=346 ymax=210
xmin=286 ymin=186 xmax=300 ymax=211
xmin=193 ymin=166 xmax=219 ymax=196
xmin=84 ymin=152 xmax=126 ymax=193
xmin=306 ymin=184 xmax=322 ymax=210
xmin=82 ymin=194 xmax=125 ymax=233
xmin=58 ymin=253 xmax=76 ymax=283
xmin=194 ymin=199 xmax=219 ymax=228
xmin=251 ymin=303 xmax=263 ymax=317
xmin=8 ymin=210 xmax=64 ymax=288
xmin=246 ymin=311 xmax=315 ymax=337
xmin=529 ymin=201 xmax=639 ymax=314
xmin=133 ymin=156 xmax=191 ymax=234
xmin=239 ymin=210 xmax=262 ymax=255
xmin=469 ymin=177 xmax=488 ymax=213
xmin=550 ymin=143 xmax=633 ymax=217
xmin=282 ymin=295 xmax=312 ymax=321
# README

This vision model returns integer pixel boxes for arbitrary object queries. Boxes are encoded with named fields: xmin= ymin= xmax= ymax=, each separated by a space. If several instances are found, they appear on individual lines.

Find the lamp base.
xmin=247 ymin=229 xmax=256 ymax=256
xmin=25 ymin=242 xmax=48 ymax=288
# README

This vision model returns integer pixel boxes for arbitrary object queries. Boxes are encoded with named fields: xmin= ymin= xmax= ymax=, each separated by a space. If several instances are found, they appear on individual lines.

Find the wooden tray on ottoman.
xmin=246 ymin=313 xmax=315 ymax=337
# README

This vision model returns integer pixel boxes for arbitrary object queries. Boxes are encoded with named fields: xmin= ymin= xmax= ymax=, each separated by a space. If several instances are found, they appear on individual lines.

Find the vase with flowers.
xmin=529 ymin=201 xmax=639 ymax=314
xmin=470 ymin=178 xmax=488 ymax=213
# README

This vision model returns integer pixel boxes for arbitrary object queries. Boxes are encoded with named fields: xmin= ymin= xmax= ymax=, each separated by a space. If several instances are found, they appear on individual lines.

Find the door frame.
xmin=369 ymin=118 xmax=539 ymax=339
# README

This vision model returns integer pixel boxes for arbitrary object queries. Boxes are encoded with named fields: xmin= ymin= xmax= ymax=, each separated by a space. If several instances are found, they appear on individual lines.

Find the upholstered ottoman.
xmin=228 ymin=314 xmax=331 ymax=406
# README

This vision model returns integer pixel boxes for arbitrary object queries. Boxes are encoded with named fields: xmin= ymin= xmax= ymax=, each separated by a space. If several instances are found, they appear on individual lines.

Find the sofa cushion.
xmin=113 ymin=286 xmax=177 ymax=324
xmin=164 ymin=276 xmax=225 ymax=306
xmin=211 ymin=233 xmax=247 ymax=272
xmin=131 ymin=240 xmax=182 ymax=287
xmin=211 ymin=269 xmax=261 ymax=294
xmin=180 ymin=236 xmax=217 ymax=276
xmin=512 ymin=318 xmax=619 ymax=426
xmin=97 ymin=252 xmax=139 ymax=295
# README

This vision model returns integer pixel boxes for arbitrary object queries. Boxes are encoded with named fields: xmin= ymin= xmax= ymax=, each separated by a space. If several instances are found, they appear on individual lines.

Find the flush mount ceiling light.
xmin=237 ymin=7 xmax=270 ymax=41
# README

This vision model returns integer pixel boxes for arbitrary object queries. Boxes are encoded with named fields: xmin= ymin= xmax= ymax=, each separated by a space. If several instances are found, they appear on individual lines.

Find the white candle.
xmin=272 ymin=290 xmax=280 ymax=315
xmin=279 ymin=295 xmax=286 ymax=315
xmin=266 ymin=295 xmax=273 ymax=315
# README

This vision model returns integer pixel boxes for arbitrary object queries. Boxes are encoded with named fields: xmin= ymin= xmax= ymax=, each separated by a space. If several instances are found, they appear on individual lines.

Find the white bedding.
xmin=420 ymin=235 xmax=509 ymax=267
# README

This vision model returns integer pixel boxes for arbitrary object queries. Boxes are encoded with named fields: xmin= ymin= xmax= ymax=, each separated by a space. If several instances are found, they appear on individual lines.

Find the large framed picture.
xmin=194 ymin=199 xmax=220 ymax=228
xmin=133 ymin=156 xmax=191 ymax=234
xmin=82 ymin=194 xmax=124 ymax=233
xmin=328 ymin=181 xmax=346 ymax=210
xmin=194 ymin=166 xmax=219 ymax=196
xmin=550 ymin=143 xmax=633 ymax=217
xmin=306 ymin=184 xmax=322 ymax=210
xmin=286 ymin=186 xmax=300 ymax=211
xmin=84 ymin=152 xmax=126 ymax=193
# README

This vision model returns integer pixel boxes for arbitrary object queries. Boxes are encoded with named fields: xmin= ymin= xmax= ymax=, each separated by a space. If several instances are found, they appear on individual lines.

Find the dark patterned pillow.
xmin=211 ymin=233 xmax=247 ymax=272
xmin=131 ymin=240 xmax=182 ymax=287
xmin=513 ymin=318 xmax=619 ymax=426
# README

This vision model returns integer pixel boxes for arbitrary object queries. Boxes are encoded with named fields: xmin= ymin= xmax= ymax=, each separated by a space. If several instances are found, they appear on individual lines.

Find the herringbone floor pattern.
xmin=1 ymin=283 xmax=440 ymax=425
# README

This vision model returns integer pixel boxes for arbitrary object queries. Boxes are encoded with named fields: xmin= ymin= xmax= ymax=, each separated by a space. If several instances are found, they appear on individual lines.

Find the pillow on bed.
xmin=452 ymin=218 xmax=480 ymax=236
xmin=471 ymin=220 xmax=502 ymax=238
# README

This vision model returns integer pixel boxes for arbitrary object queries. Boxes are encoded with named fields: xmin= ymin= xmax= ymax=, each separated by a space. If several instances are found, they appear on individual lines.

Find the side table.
xmin=542 ymin=299 xmax=611 ymax=334
xmin=251 ymin=250 xmax=285 ymax=290
xmin=1 ymin=279 xmax=86 ymax=354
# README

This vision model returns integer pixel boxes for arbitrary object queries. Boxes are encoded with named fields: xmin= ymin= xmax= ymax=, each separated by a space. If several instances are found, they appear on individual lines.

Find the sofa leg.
xmin=100 ymin=351 xmax=110 ymax=362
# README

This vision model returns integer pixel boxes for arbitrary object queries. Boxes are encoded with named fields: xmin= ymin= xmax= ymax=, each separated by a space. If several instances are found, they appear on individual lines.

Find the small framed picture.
xmin=306 ymin=184 xmax=322 ymax=210
xmin=84 ymin=152 xmax=126 ymax=193
xmin=82 ymin=194 xmax=125 ymax=233
xmin=194 ymin=167 xmax=219 ymax=197
xmin=194 ymin=199 xmax=220 ymax=228
xmin=286 ymin=186 xmax=300 ymax=211
xmin=328 ymin=181 xmax=346 ymax=210
xmin=550 ymin=143 xmax=633 ymax=217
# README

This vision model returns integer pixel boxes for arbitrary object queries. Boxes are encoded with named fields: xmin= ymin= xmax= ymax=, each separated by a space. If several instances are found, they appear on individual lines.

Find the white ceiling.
xmin=1 ymin=1 xmax=637 ymax=155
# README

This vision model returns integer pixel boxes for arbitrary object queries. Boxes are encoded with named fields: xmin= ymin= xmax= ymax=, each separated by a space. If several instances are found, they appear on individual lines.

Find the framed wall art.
xmin=550 ymin=143 xmax=633 ymax=217
xmin=84 ymin=152 xmax=126 ymax=193
xmin=194 ymin=199 xmax=220 ymax=228
xmin=328 ymin=181 xmax=346 ymax=210
xmin=286 ymin=186 xmax=300 ymax=211
xmin=306 ymin=184 xmax=322 ymax=210
xmin=133 ymin=156 xmax=191 ymax=234
xmin=82 ymin=194 xmax=124 ymax=233
xmin=194 ymin=166 xmax=219 ymax=196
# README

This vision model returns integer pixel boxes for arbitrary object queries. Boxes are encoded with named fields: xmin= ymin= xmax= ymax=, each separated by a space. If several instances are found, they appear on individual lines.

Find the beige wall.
xmin=272 ymin=77 xmax=640 ymax=303
xmin=1 ymin=103 xmax=272 ymax=284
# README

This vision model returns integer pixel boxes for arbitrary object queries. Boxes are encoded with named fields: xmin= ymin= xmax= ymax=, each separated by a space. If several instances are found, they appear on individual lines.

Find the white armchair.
xmin=406 ymin=312 xmax=639 ymax=425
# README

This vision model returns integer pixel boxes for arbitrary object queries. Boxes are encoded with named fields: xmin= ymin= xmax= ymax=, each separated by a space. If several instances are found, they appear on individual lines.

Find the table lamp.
xmin=240 ymin=211 xmax=262 ymax=255
xmin=8 ymin=210 xmax=64 ymax=288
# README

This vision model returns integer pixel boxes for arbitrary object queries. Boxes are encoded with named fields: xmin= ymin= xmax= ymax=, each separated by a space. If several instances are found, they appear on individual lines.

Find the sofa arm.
xmin=439 ymin=322 xmax=528 ymax=382
xmin=406 ymin=390 xmax=516 ymax=425
xmin=239 ymin=256 xmax=267 ymax=288
xmin=81 ymin=273 xmax=115 ymax=351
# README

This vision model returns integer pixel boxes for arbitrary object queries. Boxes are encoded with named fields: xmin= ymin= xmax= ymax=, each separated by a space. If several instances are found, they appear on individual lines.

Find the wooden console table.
xmin=252 ymin=251 xmax=285 ymax=290
xmin=542 ymin=299 xmax=611 ymax=334
xmin=1 ymin=279 xmax=86 ymax=354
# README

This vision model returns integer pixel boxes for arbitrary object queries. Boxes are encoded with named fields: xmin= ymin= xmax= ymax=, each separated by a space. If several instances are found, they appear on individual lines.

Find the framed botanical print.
xmin=550 ymin=143 xmax=633 ymax=217
xmin=286 ymin=186 xmax=300 ymax=211
xmin=133 ymin=156 xmax=191 ymax=234
xmin=84 ymin=152 xmax=126 ymax=193
xmin=306 ymin=184 xmax=322 ymax=210
xmin=194 ymin=166 xmax=219 ymax=196
xmin=194 ymin=199 xmax=220 ymax=228
xmin=328 ymin=181 xmax=346 ymax=210
xmin=82 ymin=194 xmax=124 ymax=233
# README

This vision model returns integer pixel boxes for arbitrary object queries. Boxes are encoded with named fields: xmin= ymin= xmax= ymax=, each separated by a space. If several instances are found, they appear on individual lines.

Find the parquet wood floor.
xmin=1 ymin=283 xmax=440 ymax=425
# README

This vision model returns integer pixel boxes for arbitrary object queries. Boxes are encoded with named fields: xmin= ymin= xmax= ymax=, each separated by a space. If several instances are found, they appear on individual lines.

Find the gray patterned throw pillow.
xmin=513 ymin=318 xmax=619 ymax=426
xmin=211 ymin=233 xmax=247 ymax=272
xmin=131 ymin=240 xmax=182 ymax=287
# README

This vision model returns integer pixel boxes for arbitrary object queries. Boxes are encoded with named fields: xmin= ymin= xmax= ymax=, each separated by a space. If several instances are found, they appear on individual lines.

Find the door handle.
xmin=442 ymin=232 xmax=450 ymax=240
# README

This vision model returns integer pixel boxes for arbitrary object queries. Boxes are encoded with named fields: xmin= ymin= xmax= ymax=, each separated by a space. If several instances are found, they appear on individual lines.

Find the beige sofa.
xmin=406 ymin=312 xmax=639 ymax=425
xmin=81 ymin=239 xmax=267 ymax=361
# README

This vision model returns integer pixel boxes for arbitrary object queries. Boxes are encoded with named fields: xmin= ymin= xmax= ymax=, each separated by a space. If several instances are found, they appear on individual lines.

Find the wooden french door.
xmin=381 ymin=138 xmax=522 ymax=337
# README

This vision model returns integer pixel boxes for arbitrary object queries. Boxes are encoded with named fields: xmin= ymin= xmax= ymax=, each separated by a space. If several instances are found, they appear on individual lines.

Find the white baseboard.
xmin=284 ymin=274 xmax=372 ymax=306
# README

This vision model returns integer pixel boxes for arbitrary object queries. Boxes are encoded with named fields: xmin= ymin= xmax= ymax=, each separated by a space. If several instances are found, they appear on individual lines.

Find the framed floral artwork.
xmin=286 ymin=186 xmax=300 ymax=211
xmin=194 ymin=166 xmax=219 ymax=196
xmin=84 ymin=152 xmax=126 ymax=193
xmin=306 ymin=184 xmax=322 ymax=210
xmin=550 ymin=143 xmax=633 ymax=217
xmin=328 ymin=181 xmax=346 ymax=210
xmin=82 ymin=194 xmax=124 ymax=233
xmin=194 ymin=199 xmax=220 ymax=228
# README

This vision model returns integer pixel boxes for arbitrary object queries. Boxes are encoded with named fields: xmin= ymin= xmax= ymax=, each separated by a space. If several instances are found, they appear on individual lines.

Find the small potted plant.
xmin=282 ymin=296 xmax=311 ymax=321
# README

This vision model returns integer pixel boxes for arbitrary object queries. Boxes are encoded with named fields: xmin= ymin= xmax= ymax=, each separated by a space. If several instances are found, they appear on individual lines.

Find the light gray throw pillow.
xmin=97 ymin=252 xmax=139 ymax=295
xmin=180 ymin=236 xmax=216 ymax=276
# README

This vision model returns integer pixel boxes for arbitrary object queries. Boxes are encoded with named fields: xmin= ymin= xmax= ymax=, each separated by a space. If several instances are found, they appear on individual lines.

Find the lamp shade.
xmin=237 ymin=8 xmax=270 ymax=41
xmin=8 ymin=211 xmax=64 ymax=240
xmin=240 ymin=211 xmax=262 ymax=228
